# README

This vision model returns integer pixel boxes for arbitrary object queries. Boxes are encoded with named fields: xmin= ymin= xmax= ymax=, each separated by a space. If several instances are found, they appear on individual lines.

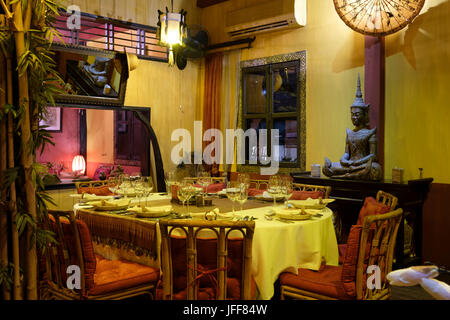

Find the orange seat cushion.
xmin=357 ymin=197 xmax=390 ymax=225
xmin=49 ymin=215 xmax=97 ymax=291
xmin=78 ymin=185 xmax=113 ymax=196
xmin=280 ymin=225 xmax=362 ymax=300
xmin=88 ymin=255 xmax=159 ymax=296
xmin=290 ymin=190 xmax=324 ymax=200
xmin=280 ymin=265 xmax=355 ymax=300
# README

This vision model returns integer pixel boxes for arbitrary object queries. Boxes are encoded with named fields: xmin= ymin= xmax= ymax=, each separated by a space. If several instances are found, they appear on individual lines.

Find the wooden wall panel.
xmin=423 ymin=183 xmax=450 ymax=268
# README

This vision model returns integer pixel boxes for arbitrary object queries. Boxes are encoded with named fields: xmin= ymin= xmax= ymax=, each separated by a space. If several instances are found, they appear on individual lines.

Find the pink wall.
xmin=37 ymin=108 xmax=80 ymax=171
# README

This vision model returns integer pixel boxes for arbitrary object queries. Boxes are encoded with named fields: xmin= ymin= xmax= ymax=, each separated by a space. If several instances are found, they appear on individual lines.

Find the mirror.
xmin=52 ymin=43 xmax=129 ymax=107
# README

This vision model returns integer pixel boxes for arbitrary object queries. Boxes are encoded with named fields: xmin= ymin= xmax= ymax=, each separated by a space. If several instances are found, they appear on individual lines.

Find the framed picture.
xmin=40 ymin=107 xmax=62 ymax=132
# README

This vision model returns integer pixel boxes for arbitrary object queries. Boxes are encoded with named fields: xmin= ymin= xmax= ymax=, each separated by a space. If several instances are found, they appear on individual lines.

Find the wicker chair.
xmin=159 ymin=219 xmax=255 ymax=300
xmin=75 ymin=180 xmax=109 ymax=191
xmin=182 ymin=177 xmax=226 ymax=184
xmin=338 ymin=190 xmax=398 ymax=264
xmin=280 ymin=208 xmax=403 ymax=300
xmin=375 ymin=190 xmax=398 ymax=211
xmin=292 ymin=183 xmax=331 ymax=199
xmin=40 ymin=210 xmax=159 ymax=300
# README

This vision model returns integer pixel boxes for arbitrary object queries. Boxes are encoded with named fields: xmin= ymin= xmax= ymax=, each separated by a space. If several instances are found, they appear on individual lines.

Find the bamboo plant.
xmin=0 ymin=0 xmax=64 ymax=300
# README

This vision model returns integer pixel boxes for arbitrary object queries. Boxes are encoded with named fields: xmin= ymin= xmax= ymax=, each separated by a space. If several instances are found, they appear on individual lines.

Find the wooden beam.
xmin=364 ymin=35 xmax=385 ymax=175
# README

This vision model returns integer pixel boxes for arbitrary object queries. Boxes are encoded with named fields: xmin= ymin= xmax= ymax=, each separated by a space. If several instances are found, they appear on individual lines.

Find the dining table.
xmin=74 ymin=193 xmax=339 ymax=300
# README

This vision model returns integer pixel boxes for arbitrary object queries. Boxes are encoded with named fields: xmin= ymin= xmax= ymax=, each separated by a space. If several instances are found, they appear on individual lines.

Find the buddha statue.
xmin=322 ymin=75 xmax=382 ymax=181
xmin=82 ymin=56 xmax=111 ymax=88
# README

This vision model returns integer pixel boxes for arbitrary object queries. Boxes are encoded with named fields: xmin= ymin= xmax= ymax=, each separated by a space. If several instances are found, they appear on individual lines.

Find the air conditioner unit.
xmin=225 ymin=0 xmax=306 ymax=38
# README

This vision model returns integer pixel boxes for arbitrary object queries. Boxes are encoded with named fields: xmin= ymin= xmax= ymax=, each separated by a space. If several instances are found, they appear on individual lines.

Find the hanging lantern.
xmin=157 ymin=1 xmax=187 ymax=66
xmin=72 ymin=155 xmax=86 ymax=175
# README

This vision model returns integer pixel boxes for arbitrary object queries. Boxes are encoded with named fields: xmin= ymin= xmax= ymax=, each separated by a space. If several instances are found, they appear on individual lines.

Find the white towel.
xmin=387 ymin=266 xmax=450 ymax=300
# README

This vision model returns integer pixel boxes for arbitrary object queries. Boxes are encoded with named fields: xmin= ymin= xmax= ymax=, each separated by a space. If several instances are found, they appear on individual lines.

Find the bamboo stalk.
xmin=0 ymin=50 xmax=11 ymax=301
xmin=6 ymin=53 xmax=22 ymax=300
xmin=13 ymin=1 xmax=38 ymax=300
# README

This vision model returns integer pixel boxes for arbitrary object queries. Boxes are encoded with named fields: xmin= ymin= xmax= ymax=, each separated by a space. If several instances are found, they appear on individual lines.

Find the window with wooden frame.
xmin=239 ymin=51 xmax=306 ymax=172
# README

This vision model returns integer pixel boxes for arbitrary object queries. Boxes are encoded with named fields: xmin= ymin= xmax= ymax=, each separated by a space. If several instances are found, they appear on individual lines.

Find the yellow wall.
xmin=385 ymin=0 xmax=450 ymax=184
xmin=201 ymin=0 xmax=450 ymax=183
xmin=86 ymin=109 xmax=114 ymax=163
xmin=202 ymin=0 xmax=365 ymax=175
xmin=66 ymin=0 xmax=204 ymax=173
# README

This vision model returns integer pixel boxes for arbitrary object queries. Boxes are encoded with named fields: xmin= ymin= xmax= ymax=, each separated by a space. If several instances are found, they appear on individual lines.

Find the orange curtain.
xmin=202 ymin=53 xmax=223 ymax=176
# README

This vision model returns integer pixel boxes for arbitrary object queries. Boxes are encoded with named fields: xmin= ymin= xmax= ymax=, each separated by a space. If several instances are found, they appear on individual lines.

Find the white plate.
xmin=274 ymin=208 xmax=312 ymax=220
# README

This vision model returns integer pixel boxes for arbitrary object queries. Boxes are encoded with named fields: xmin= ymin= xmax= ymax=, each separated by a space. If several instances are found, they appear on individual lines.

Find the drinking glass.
xmin=165 ymin=171 xmax=176 ymax=198
xmin=133 ymin=178 xmax=146 ymax=206
xmin=197 ymin=171 xmax=211 ymax=206
xmin=281 ymin=177 xmax=294 ymax=207
xmin=268 ymin=175 xmax=281 ymax=207
xmin=226 ymin=181 xmax=240 ymax=216
xmin=120 ymin=174 xmax=131 ymax=198
xmin=236 ymin=185 xmax=249 ymax=214
xmin=177 ymin=184 xmax=188 ymax=217
xmin=141 ymin=176 xmax=154 ymax=206
xmin=237 ymin=173 xmax=250 ymax=189
xmin=108 ymin=176 xmax=119 ymax=197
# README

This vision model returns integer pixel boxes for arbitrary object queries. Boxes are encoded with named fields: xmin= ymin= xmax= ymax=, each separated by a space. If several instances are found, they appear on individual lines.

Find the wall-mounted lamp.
xmin=157 ymin=0 xmax=187 ymax=66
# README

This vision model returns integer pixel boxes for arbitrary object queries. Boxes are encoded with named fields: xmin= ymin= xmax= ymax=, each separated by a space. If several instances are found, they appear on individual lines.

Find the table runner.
xmin=76 ymin=197 xmax=269 ymax=260
xmin=77 ymin=209 xmax=158 ymax=259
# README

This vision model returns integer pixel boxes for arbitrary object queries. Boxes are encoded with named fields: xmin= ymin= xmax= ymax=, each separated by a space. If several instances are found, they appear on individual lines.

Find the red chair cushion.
xmin=356 ymin=197 xmax=390 ymax=225
xmin=290 ymin=190 xmax=324 ymax=200
xmin=78 ymin=185 xmax=113 ymax=196
xmin=338 ymin=244 xmax=347 ymax=265
xmin=247 ymin=188 xmax=264 ymax=196
xmin=341 ymin=225 xmax=362 ymax=297
xmin=279 ymin=265 xmax=355 ymax=300
xmin=88 ymin=255 xmax=159 ymax=296
xmin=206 ymin=183 xmax=225 ymax=193
xmin=49 ymin=215 xmax=97 ymax=291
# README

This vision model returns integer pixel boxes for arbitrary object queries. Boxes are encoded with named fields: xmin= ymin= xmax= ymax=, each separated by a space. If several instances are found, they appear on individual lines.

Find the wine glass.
xmin=281 ymin=177 xmax=294 ymax=208
xmin=236 ymin=184 xmax=249 ymax=215
xmin=226 ymin=181 xmax=240 ymax=216
xmin=141 ymin=176 xmax=154 ymax=206
xmin=133 ymin=177 xmax=145 ymax=206
xmin=237 ymin=173 xmax=250 ymax=189
xmin=268 ymin=175 xmax=281 ymax=207
xmin=197 ymin=171 xmax=211 ymax=206
xmin=108 ymin=176 xmax=120 ymax=197
xmin=178 ymin=179 xmax=193 ymax=217
xmin=120 ymin=174 xmax=131 ymax=198
xmin=165 ymin=171 xmax=176 ymax=198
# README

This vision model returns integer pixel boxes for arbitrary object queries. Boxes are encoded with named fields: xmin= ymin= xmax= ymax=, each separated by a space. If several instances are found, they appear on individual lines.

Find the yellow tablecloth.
xmin=74 ymin=196 xmax=338 ymax=300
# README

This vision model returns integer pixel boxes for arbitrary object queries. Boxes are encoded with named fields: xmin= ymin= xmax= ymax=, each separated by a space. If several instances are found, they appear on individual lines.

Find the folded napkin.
xmin=387 ymin=266 xmax=450 ymax=300
xmin=81 ymin=194 xmax=113 ymax=202
xmin=127 ymin=205 xmax=172 ymax=214
xmin=204 ymin=208 xmax=233 ymax=220
xmin=90 ymin=199 xmax=130 ymax=207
